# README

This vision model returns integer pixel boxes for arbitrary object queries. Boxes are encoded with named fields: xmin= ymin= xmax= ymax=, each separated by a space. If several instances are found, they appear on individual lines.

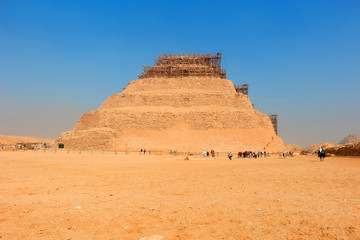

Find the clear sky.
xmin=1 ymin=0 xmax=359 ymax=146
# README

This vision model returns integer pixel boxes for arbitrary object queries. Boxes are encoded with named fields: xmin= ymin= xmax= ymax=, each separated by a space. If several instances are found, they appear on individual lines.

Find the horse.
xmin=318 ymin=151 xmax=326 ymax=161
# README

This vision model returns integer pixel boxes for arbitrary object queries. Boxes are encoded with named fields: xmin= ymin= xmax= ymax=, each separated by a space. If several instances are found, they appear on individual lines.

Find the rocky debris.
xmin=304 ymin=142 xmax=341 ymax=154
xmin=326 ymin=142 xmax=360 ymax=156
xmin=285 ymin=144 xmax=303 ymax=152
xmin=303 ymin=140 xmax=360 ymax=156
xmin=339 ymin=134 xmax=360 ymax=145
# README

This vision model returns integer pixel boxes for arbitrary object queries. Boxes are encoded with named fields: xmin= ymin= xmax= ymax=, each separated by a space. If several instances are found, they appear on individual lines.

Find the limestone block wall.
xmin=56 ymin=77 xmax=285 ymax=152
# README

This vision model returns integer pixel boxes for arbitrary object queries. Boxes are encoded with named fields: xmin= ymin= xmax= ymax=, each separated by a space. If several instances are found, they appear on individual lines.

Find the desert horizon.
xmin=2 ymin=133 xmax=359 ymax=155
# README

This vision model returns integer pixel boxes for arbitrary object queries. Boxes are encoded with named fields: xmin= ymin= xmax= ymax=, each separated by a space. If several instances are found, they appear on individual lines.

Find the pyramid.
xmin=56 ymin=53 xmax=285 ymax=152
xmin=338 ymin=134 xmax=360 ymax=145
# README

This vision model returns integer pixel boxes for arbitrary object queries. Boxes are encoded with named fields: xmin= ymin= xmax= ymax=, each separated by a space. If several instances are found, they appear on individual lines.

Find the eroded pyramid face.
xmin=56 ymin=54 xmax=284 ymax=152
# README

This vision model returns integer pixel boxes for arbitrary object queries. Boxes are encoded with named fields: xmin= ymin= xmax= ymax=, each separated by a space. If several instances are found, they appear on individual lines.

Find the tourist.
xmin=228 ymin=152 xmax=232 ymax=160
xmin=144 ymin=149 xmax=146 ymax=155
xmin=283 ymin=150 xmax=287 ymax=158
xmin=318 ymin=149 xmax=325 ymax=161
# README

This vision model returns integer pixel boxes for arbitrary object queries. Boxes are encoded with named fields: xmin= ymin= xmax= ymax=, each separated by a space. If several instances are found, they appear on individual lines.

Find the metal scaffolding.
xmin=269 ymin=114 xmax=278 ymax=135
xmin=234 ymin=84 xmax=249 ymax=95
xmin=139 ymin=53 xmax=226 ymax=79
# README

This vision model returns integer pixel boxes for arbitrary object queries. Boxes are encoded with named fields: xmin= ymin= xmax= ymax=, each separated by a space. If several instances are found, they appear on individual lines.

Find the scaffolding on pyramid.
xmin=139 ymin=53 xmax=226 ymax=79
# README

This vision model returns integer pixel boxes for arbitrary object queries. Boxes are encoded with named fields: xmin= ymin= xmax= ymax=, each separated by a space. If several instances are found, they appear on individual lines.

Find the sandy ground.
xmin=0 ymin=151 xmax=359 ymax=240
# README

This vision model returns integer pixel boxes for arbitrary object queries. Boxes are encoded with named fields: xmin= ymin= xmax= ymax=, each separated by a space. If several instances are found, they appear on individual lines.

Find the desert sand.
xmin=0 ymin=151 xmax=359 ymax=239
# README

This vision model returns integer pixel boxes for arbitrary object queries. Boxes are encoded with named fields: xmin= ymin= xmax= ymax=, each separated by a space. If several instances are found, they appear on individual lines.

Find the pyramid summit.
xmin=56 ymin=53 xmax=285 ymax=152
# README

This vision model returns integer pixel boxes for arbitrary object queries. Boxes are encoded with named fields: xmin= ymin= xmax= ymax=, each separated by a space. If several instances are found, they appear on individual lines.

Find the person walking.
xmin=228 ymin=152 xmax=232 ymax=160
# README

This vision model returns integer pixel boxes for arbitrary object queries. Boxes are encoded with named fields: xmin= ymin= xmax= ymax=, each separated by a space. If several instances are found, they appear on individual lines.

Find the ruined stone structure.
xmin=56 ymin=53 xmax=285 ymax=152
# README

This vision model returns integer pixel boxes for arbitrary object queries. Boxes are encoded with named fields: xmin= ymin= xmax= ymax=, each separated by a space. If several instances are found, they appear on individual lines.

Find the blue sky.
xmin=1 ymin=0 xmax=359 ymax=146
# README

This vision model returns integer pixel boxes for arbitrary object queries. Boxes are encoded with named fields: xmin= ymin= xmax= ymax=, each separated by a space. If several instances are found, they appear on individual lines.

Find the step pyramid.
xmin=56 ymin=53 xmax=285 ymax=152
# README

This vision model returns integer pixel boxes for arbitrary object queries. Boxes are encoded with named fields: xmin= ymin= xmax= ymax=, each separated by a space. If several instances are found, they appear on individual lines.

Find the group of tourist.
xmin=228 ymin=151 xmax=267 ymax=160
xmin=201 ymin=150 xmax=268 ymax=160
xmin=203 ymin=150 xmax=216 ymax=157
xmin=282 ymin=150 xmax=294 ymax=158
xmin=140 ymin=148 xmax=325 ymax=161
